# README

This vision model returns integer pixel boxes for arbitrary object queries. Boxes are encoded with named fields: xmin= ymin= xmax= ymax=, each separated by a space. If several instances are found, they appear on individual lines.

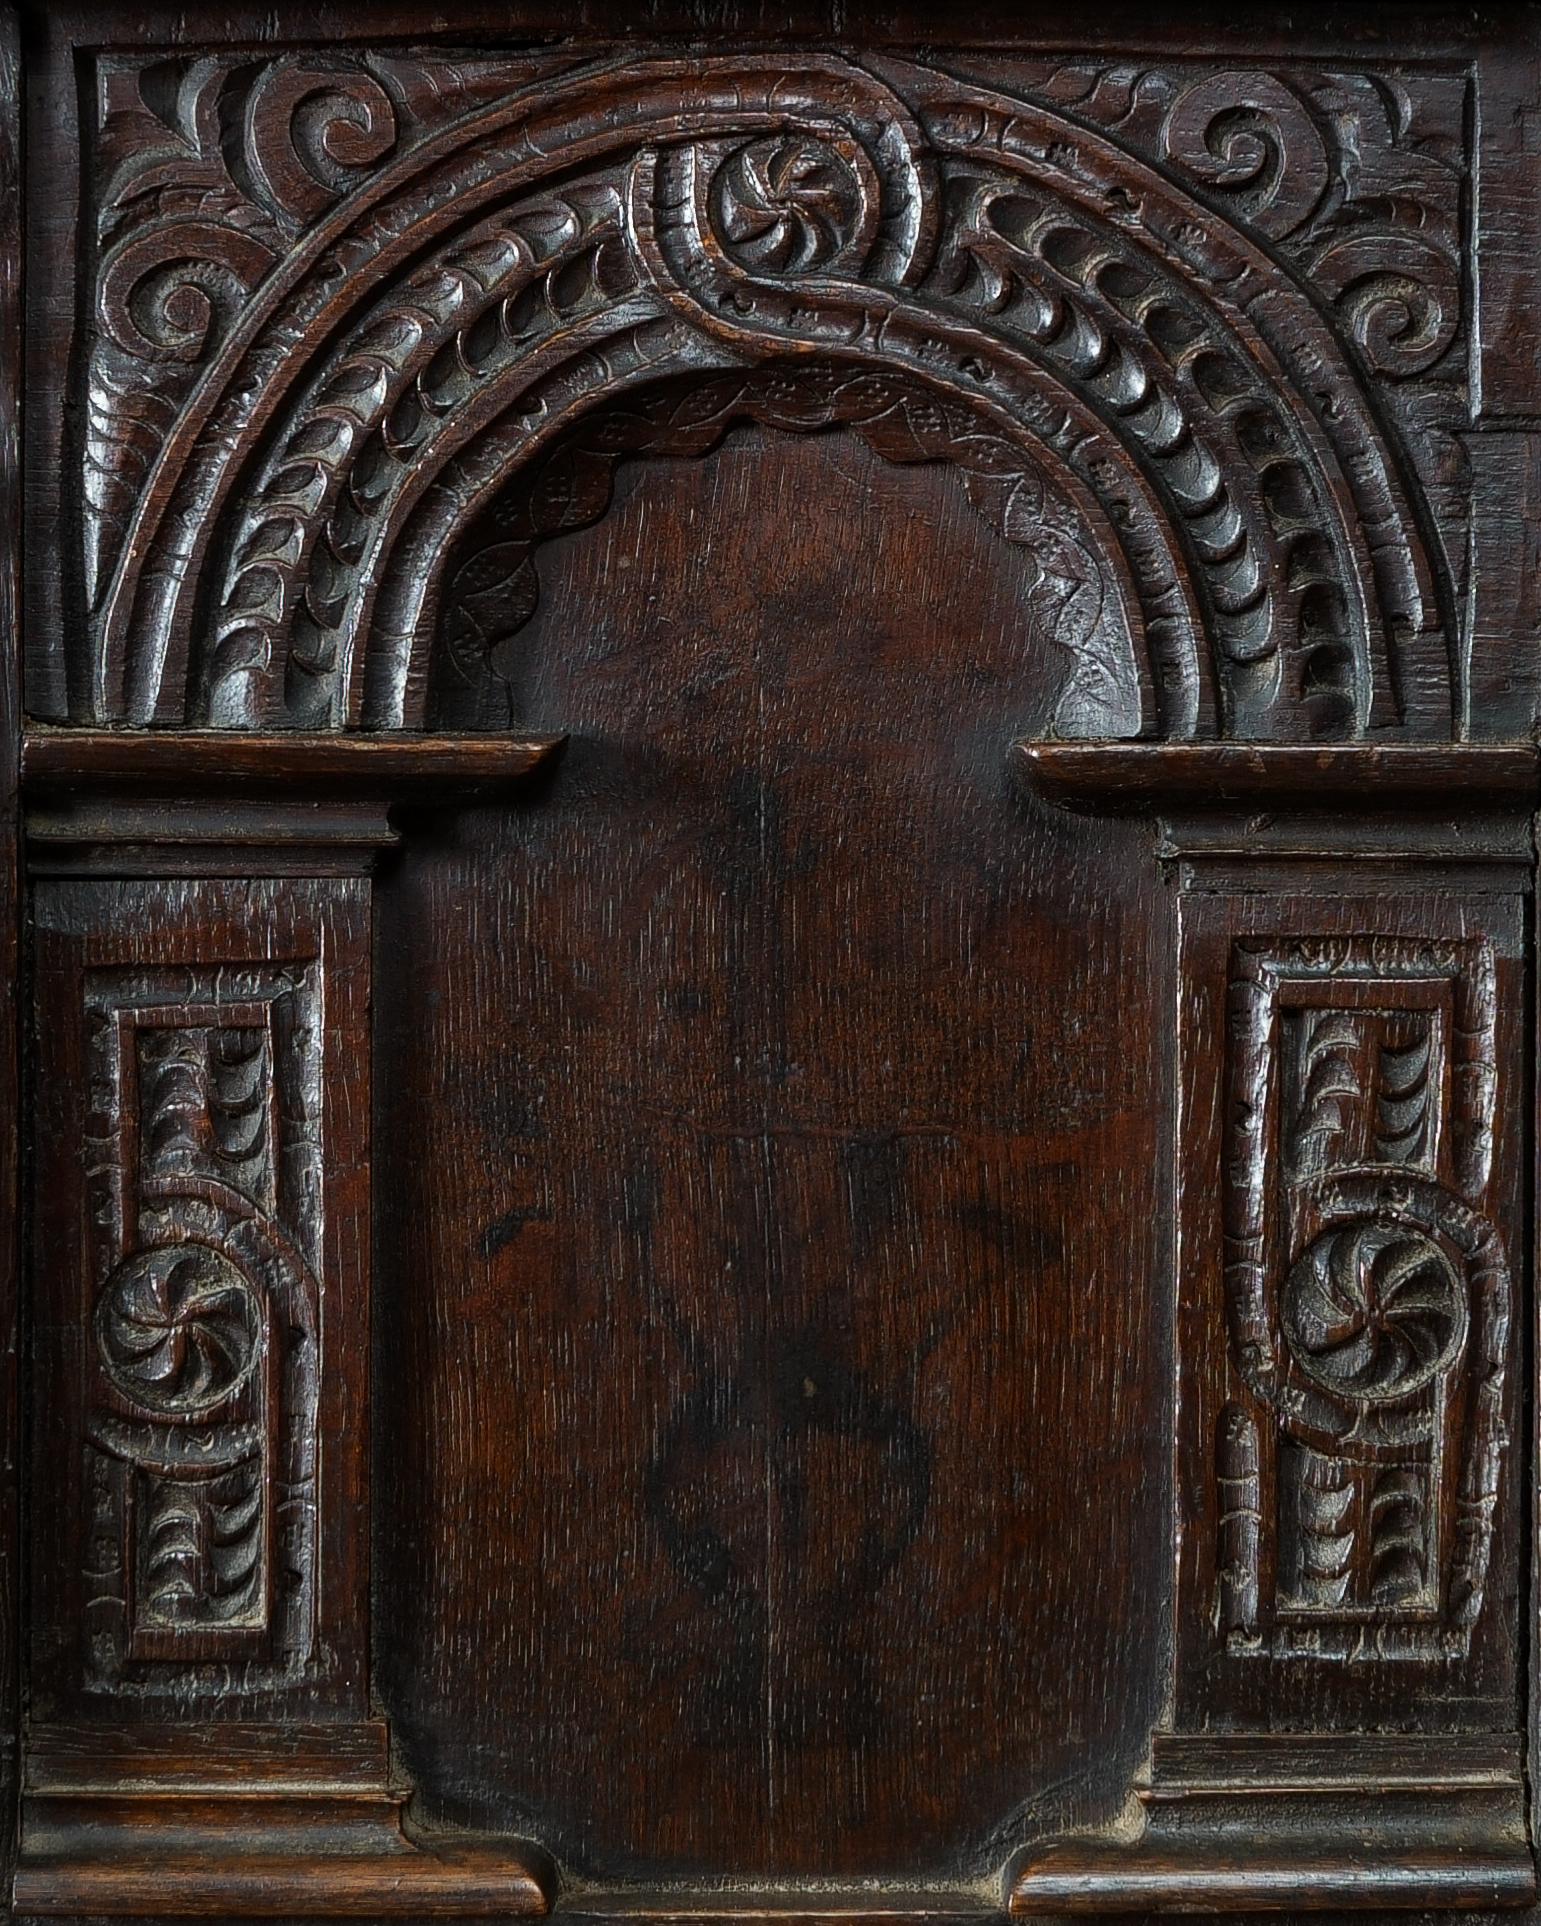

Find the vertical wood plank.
xmin=0 ymin=0 xmax=21 ymax=1890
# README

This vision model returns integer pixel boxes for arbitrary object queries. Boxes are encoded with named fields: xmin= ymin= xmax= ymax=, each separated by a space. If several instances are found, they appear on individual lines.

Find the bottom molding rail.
xmin=1008 ymin=1734 xmax=1536 ymax=1914
xmin=12 ymin=1720 xmax=551 ymax=1918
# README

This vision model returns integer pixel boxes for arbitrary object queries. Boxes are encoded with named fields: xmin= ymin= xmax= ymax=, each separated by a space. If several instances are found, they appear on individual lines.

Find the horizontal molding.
xmin=1008 ymin=1843 xmax=1533 ymax=1913
xmin=1007 ymin=1733 xmax=1535 ymax=1914
xmin=15 ymin=1721 xmax=551 ymax=1917
xmin=24 ymin=1719 xmax=392 ymax=1792
xmin=20 ymin=728 xmax=566 ymax=799
xmin=21 ymin=731 xmax=567 ymax=874
xmin=1014 ymin=741 xmax=1540 ymax=810
xmin=556 ymin=1895 xmax=995 ymax=1924
xmin=13 ymin=1842 xmax=550 ymax=1918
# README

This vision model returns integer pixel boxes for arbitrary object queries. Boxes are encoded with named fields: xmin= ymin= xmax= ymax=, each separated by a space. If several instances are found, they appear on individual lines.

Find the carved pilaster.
xmin=1009 ymin=742 xmax=1535 ymax=1913
xmin=18 ymin=731 xmax=560 ymax=1917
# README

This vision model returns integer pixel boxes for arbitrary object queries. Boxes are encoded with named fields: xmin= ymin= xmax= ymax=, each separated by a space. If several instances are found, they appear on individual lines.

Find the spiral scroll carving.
xmin=242 ymin=60 xmax=399 ymax=228
xmin=1159 ymin=72 xmax=1330 ymax=240
xmin=1282 ymin=1222 xmax=1466 ymax=1407
xmin=63 ymin=48 xmax=1460 ymax=738
xmin=99 ymin=227 xmax=281 ymax=365
xmin=1312 ymin=234 xmax=1461 ymax=379
xmin=97 ymin=1244 xmax=262 ymax=1419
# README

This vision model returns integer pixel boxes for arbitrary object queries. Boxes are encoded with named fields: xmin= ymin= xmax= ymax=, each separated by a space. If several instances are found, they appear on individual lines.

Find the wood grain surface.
xmin=8 ymin=1 xmax=1541 ymax=1918
xmin=374 ymin=428 xmax=1169 ymax=1879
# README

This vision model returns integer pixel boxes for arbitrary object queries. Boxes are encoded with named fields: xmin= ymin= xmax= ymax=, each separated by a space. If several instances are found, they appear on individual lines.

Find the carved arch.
xmin=74 ymin=52 xmax=1453 ymax=741
xmin=332 ymin=322 xmax=1202 ymax=735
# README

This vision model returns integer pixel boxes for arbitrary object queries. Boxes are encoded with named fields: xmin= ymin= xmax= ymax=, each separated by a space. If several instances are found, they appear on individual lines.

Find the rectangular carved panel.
xmin=31 ymin=879 xmax=369 ymax=1719
xmin=84 ymin=965 xmax=319 ymax=1668
xmin=1176 ymin=887 xmax=1524 ymax=1726
xmin=1225 ymin=938 xmax=1500 ymax=1655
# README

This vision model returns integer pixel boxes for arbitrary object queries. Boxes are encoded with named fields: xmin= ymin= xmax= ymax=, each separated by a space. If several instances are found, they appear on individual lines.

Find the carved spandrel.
xmin=53 ymin=49 xmax=1461 ymax=740
xmin=1219 ymin=937 xmax=1510 ymax=1661
xmin=940 ymin=57 xmax=1471 ymax=612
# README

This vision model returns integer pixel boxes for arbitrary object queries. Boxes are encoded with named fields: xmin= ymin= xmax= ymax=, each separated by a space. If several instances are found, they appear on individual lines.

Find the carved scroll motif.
xmin=59 ymin=50 xmax=1462 ymax=743
xmin=1220 ymin=938 xmax=1508 ymax=1659
xmin=975 ymin=58 xmax=1471 ymax=658
xmin=80 ymin=964 xmax=321 ymax=1690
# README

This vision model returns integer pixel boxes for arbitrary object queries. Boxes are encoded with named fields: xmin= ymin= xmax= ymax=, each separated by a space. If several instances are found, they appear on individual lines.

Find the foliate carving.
xmin=81 ymin=49 xmax=559 ymax=611
xmin=1220 ymin=939 xmax=1509 ymax=1657
xmin=919 ymin=169 xmax=1353 ymax=725
xmin=57 ymin=49 xmax=1463 ymax=740
xmin=982 ymin=57 xmax=1470 ymax=632
xmin=210 ymin=185 xmax=637 ymax=726
xmin=81 ymin=965 xmax=321 ymax=1687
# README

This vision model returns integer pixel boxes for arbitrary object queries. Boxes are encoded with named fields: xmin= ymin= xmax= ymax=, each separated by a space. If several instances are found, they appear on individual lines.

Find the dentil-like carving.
xmin=433 ymin=362 xmax=1144 ymax=737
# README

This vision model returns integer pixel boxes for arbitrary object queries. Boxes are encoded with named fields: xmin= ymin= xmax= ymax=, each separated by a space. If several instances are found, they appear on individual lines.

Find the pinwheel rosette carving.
xmin=91 ymin=1175 xmax=318 ymax=1440
xmin=1282 ymin=1220 xmax=1466 ymax=1409
xmin=630 ymin=59 xmax=939 ymax=343
xmin=1268 ymin=1170 xmax=1507 ymax=1457
xmin=710 ymin=133 xmax=869 ymax=276
xmin=97 ymin=1241 xmax=263 ymax=1421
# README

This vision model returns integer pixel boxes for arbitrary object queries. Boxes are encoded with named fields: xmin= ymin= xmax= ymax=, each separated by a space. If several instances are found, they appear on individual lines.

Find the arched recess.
xmin=69 ymin=52 xmax=1455 ymax=741
xmin=421 ymin=360 xmax=1157 ymax=737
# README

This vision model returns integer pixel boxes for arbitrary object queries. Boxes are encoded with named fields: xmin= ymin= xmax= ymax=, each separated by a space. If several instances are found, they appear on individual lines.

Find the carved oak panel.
xmin=8 ymin=2 xmax=1541 ymax=1921
xmin=30 ymin=878 xmax=370 ymax=1721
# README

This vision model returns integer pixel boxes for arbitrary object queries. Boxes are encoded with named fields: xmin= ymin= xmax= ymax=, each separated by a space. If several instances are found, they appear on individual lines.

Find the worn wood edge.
xmin=19 ymin=728 xmax=567 ymax=799
xmin=1006 ymin=1844 xmax=1536 ymax=1914
xmin=1013 ymin=741 xmax=1541 ymax=811
xmin=15 ymin=1717 xmax=554 ymax=1915
xmin=24 ymin=1719 xmax=393 ymax=1790
xmin=0 ymin=0 xmax=18 ymax=1902
xmin=11 ymin=1843 xmax=552 ymax=1916
xmin=554 ymin=1898 xmax=998 ymax=1925
xmin=1147 ymin=1730 xmax=1529 ymax=1790
xmin=0 ymin=0 xmax=19 ymax=1904
xmin=1006 ymin=1733 xmax=1535 ymax=1914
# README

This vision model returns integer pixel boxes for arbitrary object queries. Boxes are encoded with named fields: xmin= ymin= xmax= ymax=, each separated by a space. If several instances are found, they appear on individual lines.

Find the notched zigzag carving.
xmin=432 ymin=362 xmax=1145 ymax=735
xmin=81 ymin=964 xmax=323 ymax=1693
xmin=1220 ymin=937 xmax=1509 ymax=1660
xmin=63 ymin=48 xmax=1464 ymax=740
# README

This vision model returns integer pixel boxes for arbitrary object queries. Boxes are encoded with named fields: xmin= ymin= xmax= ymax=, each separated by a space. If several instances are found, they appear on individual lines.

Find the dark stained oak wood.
xmin=12 ymin=1844 xmax=551 ymax=1918
xmin=1015 ymin=744 xmax=1541 ymax=811
xmin=8 ymin=1 xmax=1541 ymax=1919
xmin=20 ymin=729 xmax=566 ymax=798
xmin=0 ymin=3 xmax=19 ymax=1905
xmin=374 ymin=426 xmax=1169 ymax=1881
